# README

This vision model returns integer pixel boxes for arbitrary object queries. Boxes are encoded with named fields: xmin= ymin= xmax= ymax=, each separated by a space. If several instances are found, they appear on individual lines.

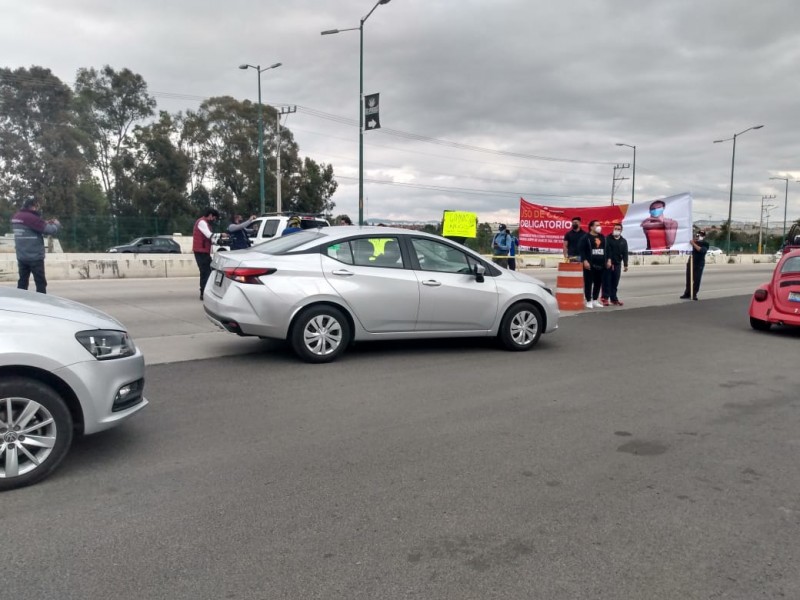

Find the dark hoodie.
xmin=579 ymin=232 xmax=607 ymax=269
xmin=606 ymin=234 xmax=629 ymax=267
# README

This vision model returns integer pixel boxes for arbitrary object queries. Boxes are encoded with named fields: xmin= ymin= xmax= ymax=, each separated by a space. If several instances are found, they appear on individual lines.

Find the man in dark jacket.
xmin=681 ymin=230 xmax=709 ymax=300
xmin=562 ymin=216 xmax=584 ymax=262
xmin=579 ymin=220 xmax=611 ymax=308
xmin=193 ymin=207 xmax=220 ymax=300
xmin=11 ymin=197 xmax=61 ymax=293
xmin=601 ymin=222 xmax=629 ymax=306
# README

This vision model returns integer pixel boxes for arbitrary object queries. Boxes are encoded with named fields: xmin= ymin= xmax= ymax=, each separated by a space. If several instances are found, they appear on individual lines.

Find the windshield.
xmin=251 ymin=231 xmax=324 ymax=254
xmin=780 ymin=256 xmax=800 ymax=274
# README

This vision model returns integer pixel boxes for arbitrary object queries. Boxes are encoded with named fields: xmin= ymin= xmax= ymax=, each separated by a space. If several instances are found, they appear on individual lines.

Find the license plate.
xmin=789 ymin=291 xmax=800 ymax=302
xmin=214 ymin=270 xmax=224 ymax=286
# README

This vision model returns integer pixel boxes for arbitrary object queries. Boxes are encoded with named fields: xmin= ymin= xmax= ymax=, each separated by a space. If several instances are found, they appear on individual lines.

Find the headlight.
xmin=108 ymin=248 xmax=118 ymax=253
xmin=75 ymin=330 xmax=136 ymax=360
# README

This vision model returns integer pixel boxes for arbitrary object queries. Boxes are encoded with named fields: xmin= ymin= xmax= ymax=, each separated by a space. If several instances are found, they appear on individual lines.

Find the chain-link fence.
xmin=1 ymin=212 xmax=198 ymax=252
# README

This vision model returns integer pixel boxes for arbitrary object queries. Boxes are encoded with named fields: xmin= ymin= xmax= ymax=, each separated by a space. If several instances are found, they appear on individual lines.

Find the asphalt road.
xmin=4 ymin=286 xmax=799 ymax=599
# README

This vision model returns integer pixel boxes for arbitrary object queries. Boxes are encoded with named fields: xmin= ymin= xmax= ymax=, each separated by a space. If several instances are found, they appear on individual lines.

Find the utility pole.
xmin=764 ymin=205 xmax=777 ymax=253
xmin=610 ymin=163 xmax=630 ymax=205
xmin=276 ymin=105 xmax=296 ymax=214
xmin=758 ymin=195 xmax=776 ymax=254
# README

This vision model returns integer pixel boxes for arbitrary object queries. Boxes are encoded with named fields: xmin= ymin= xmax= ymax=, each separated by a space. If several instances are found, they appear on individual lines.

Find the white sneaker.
xmin=593 ymin=300 xmax=604 ymax=308
xmin=585 ymin=300 xmax=593 ymax=309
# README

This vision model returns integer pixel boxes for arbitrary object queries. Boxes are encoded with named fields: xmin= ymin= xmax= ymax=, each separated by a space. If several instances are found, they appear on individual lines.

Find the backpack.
xmin=493 ymin=232 xmax=510 ymax=253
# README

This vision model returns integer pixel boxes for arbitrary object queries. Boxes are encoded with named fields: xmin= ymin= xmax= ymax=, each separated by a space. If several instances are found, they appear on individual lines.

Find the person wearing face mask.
xmin=562 ymin=216 xmax=584 ymax=262
xmin=681 ymin=230 xmax=709 ymax=300
xmin=579 ymin=220 xmax=611 ymax=308
xmin=601 ymin=222 xmax=629 ymax=306
xmin=640 ymin=200 xmax=678 ymax=251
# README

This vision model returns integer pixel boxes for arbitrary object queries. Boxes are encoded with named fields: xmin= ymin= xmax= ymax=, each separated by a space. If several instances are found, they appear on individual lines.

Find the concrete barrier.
xmin=0 ymin=253 xmax=199 ymax=282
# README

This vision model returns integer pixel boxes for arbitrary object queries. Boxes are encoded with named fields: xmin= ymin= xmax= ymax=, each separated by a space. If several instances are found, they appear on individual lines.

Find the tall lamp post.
xmin=615 ymin=143 xmax=636 ymax=204
xmin=239 ymin=62 xmax=282 ymax=215
xmin=769 ymin=176 xmax=790 ymax=245
xmin=322 ymin=0 xmax=392 ymax=226
xmin=713 ymin=125 xmax=763 ymax=255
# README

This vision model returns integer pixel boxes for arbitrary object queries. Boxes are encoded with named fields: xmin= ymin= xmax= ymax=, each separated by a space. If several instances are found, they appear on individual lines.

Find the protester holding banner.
xmin=562 ymin=217 xmax=584 ymax=262
xmin=579 ymin=220 xmax=610 ymax=309
xmin=681 ymin=230 xmax=709 ymax=300
xmin=601 ymin=223 xmax=629 ymax=306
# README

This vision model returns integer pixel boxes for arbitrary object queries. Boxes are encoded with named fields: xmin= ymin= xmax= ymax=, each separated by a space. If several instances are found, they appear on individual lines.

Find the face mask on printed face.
xmin=613 ymin=230 xmax=622 ymax=237
xmin=650 ymin=208 xmax=664 ymax=217
xmin=594 ymin=226 xmax=602 ymax=233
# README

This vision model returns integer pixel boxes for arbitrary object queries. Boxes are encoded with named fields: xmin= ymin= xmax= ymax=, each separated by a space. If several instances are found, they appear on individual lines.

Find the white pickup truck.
xmin=213 ymin=213 xmax=330 ymax=252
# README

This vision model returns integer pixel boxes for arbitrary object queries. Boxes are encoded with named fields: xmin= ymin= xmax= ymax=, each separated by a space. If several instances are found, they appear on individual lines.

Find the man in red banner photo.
xmin=640 ymin=199 xmax=678 ymax=251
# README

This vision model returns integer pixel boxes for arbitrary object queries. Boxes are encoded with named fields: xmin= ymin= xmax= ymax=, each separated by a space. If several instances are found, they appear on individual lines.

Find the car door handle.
xmin=332 ymin=269 xmax=355 ymax=277
xmin=422 ymin=280 xmax=442 ymax=287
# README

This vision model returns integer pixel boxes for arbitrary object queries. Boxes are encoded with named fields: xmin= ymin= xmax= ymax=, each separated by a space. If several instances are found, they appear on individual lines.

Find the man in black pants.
xmin=602 ymin=222 xmax=629 ymax=306
xmin=681 ymin=230 xmax=709 ymax=300
xmin=11 ymin=197 xmax=61 ymax=294
xmin=579 ymin=220 xmax=611 ymax=309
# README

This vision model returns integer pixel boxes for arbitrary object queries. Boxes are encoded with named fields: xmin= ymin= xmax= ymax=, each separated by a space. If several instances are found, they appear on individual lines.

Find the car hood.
xmin=0 ymin=288 xmax=125 ymax=330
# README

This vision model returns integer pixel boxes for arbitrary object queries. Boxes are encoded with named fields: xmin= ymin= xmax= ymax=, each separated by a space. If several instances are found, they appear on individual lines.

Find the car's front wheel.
xmin=750 ymin=316 xmax=771 ymax=331
xmin=499 ymin=302 xmax=543 ymax=351
xmin=291 ymin=305 xmax=351 ymax=363
xmin=0 ymin=377 xmax=74 ymax=492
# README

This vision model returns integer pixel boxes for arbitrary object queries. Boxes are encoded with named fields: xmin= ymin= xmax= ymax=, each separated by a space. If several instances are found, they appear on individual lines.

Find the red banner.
xmin=518 ymin=199 xmax=627 ymax=250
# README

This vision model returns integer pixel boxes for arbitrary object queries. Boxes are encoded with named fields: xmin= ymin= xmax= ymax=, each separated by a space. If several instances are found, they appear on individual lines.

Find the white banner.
xmin=620 ymin=192 xmax=693 ymax=253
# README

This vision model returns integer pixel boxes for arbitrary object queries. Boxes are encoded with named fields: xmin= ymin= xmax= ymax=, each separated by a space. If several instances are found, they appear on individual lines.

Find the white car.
xmin=0 ymin=288 xmax=148 ymax=491
xmin=214 ymin=213 xmax=329 ymax=252
xmin=707 ymin=246 xmax=724 ymax=256
xmin=203 ymin=227 xmax=559 ymax=363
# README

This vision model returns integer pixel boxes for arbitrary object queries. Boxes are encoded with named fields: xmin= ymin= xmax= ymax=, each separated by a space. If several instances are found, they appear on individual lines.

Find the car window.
xmin=262 ymin=219 xmax=279 ymax=238
xmin=411 ymin=238 xmax=473 ymax=274
xmin=780 ymin=256 xmax=800 ymax=274
xmin=251 ymin=231 xmax=322 ymax=254
xmin=155 ymin=239 xmax=169 ymax=247
xmin=301 ymin=219 xmax=329 ymax=230
xmin=140 ymin=238 xmax=153 ymax=246
xmin=325 ymin=242 xmax=354 ymax=265
xmin=351 ymin=237 xmax=404 ymax=268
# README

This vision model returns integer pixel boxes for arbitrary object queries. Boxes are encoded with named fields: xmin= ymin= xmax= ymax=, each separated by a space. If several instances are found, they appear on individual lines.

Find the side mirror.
xmin=473 ymin=263 xmax=486 ymax=283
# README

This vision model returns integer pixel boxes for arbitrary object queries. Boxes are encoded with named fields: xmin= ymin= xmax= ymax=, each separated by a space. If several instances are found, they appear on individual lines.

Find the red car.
xmin=749 ymin=238 xmax=800 ymax=331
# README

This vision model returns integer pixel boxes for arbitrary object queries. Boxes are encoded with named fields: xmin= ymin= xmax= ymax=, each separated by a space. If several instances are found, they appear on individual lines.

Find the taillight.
xmin=753 ymin=288 xmax=768 ymax=302
xmin=224 ymin=267 xmax=276 ymax=284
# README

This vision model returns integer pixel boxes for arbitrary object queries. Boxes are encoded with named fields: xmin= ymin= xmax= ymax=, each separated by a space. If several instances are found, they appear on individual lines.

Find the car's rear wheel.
xmin=291 ymin=306 xmax=351 ymax=363
xmin=0 ymin=378 xmax=73 ymax=492
xmin=499 ymin=302 xmax=543 ymax=351
xmin=750 ymin=316 xmax=771 ymax=331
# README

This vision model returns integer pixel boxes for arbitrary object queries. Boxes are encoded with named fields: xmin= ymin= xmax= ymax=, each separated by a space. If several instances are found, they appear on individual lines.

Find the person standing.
xmin=492 ymin=224 xmax=512 ymax=267
xmin=681 ymin=230 xmax=709 ymax=301
xmin=602 ymin=223 xmax=629 ymax=306
xmin=193 ymin=207 xmax=220 ymax=300
xmin=562 ymin=216 xmax=584 ymax=262
xmin=579 ymin=220 xmax=610 ymax=309
xmin=339 ymin=215 xmax=353 ymax=226
xmin=11 ymin=197 xmax=61 ymax=294
xmin=228 ymin=214 xmax=256 ymax=250
xmin=508 ymin=231 xmax=519 ymax=271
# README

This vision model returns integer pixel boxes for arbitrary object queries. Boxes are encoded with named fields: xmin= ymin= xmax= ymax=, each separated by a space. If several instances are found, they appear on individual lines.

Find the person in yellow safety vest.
xmin=368 ymin=237 xmax=389 ymax=261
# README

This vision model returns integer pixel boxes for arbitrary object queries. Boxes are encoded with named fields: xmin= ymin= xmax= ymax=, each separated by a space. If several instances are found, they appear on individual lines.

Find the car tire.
xmin=499 ymin=302 xmax=543 ymax=351
xmin=749 ymin=317 xmax=771 ymax=331
xmin=0 ymin=377 xmax=74 ymax=492
xmin=291 ymin=305 xmax=351 ymax=363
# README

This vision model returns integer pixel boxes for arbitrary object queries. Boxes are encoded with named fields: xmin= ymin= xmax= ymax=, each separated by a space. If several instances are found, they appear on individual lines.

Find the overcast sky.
xmin=2 ymin=0 xmax=799 ymax=226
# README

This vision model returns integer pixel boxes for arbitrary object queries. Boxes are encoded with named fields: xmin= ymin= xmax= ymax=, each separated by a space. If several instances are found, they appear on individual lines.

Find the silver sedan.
xmin=203 ymin=227 xmax=559 ymax=363
xmin=1 ymin=288 xmax=148 ymax=491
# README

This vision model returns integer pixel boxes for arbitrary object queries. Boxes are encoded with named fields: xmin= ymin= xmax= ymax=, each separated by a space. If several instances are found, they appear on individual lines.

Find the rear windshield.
xmin=251 ymin=231 xmax=323 ymax=254
xmin=780 ymin=256 xmax=800 ymax=274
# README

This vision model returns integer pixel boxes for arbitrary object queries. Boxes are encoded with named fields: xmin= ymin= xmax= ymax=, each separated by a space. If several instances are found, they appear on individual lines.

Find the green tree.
xmin=74 ymin=65 xmax=156 ymax=214
xmin=287 ymin=158 xmax=337 ymax=216
xmin=0 ymin=66 xmax=91 ymax=217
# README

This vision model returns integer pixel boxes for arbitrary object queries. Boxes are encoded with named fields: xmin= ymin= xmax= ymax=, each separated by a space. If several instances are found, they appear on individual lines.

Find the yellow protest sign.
xmin=442 ymin=211 xmax=478 ymax=238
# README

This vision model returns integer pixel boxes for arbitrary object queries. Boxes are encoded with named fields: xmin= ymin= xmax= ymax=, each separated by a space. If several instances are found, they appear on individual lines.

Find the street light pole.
xmin=713 ymin=125 xmax=764 ymax=255
xmin=759 ymin=195 xmax=776 ymax=254
xmin=239 ymin=62 xmax=282 ymax=215
xmin=615 ymin=143 xmax=636 ymax=204
xmin=322 ymin=0 xmax=392 ymax=226
xmin=769 ymin=176 xmax=790 ymax=245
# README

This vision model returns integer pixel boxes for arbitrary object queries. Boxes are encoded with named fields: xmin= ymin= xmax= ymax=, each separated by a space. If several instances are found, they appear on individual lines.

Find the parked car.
xmin=107 ymin=236 xmax=181 ymax=253
xmin=707 ymin=246 xmax=723 ymax=256
xmin=0 ymin=288 xmax=148 ymax=490
xmin=213 ymin=213 xmax=329 ymax=252
xmin=749 ymin=243 xmax=800 ymax=331
xmin=203 ymin=226 xmax=559 ymax=363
